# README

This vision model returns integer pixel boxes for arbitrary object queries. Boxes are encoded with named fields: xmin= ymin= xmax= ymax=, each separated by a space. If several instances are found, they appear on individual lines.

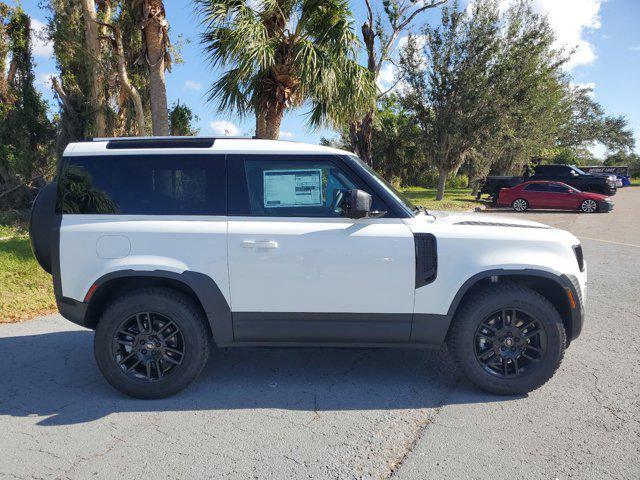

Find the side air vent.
xmin=414 ymin=233 xmax=437 ymax=288
xmin=573 ymin=245 xmax=585 ymax=272
xmin=455 ymin=221 xmax=550 ymax=229
xmin=105 ymin=137 xmax=215 ymax=149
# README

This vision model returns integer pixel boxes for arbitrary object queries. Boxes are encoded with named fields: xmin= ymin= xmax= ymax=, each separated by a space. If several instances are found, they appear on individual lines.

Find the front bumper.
xmin=564 ymin=273 xmax=585 ymax=343
xmin=598 ymin=201 xmax=614 ymax=212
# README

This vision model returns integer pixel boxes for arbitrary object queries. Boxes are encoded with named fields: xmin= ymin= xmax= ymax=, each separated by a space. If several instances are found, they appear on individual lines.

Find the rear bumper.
xmin=57 ymin=296 xmax=91 ymax=329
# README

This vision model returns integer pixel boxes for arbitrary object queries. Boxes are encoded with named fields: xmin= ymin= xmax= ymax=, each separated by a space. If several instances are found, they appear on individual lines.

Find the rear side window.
xmin=58 ymin=155 xmax=226 ymax=215
xmin=228 ymin=155 xmax=388 ymax=217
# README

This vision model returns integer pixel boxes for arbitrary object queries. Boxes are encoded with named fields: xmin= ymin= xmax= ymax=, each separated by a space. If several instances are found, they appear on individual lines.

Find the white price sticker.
xmin=263 ymin=169 xmax=323 ymax=208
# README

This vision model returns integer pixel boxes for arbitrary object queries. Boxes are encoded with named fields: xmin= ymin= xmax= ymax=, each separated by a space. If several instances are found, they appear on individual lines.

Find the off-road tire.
xmin=447 ymin=283 xmax=566 ymax=395
xmin=94 ymin=287 xmax=211 ymax=399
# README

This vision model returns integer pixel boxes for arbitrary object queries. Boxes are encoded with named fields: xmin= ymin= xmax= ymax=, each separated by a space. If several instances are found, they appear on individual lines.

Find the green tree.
xmin=484 ymin=0 xmax=569 ymax=175
xmin=604 ymin=151 xmax=640 ymax=177
xmin=557 ymin=84 xmax=636 ymax=158
xmin=196 ymin=0 xmax=375 ymax=139
xmin=348 ymin=0 xmax=446 ymax=165
xmin=370 ymin=94 xmax=425 ymax=184
xmin=0 ymin=4 xmax=55 ymax=207
xmin=399 ymin=0 xmax=502 ymax=200
xmin=169 ymin=102 xmax=200 ymax=136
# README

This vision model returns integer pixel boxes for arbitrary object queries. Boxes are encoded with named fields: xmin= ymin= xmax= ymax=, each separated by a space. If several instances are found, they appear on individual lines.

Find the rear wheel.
xmin=580 ymin=199 xmax=598 ymax=213
xmin=94 ymin=288 xmax=211 ymax=399
xmin=447 ymin=283 xmax=566 ymax=395
xmin=512 ymin=198 xmax=528 ymax=212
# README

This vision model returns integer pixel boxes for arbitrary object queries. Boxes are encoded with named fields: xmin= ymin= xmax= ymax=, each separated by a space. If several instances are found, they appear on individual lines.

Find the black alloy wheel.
xmin=113 ymin=312 xmax=185 ymax=382
xmin=95 ymin=288 xmax=211 ymax=399
xmin=474 ymin=309 xmax=547 ymax=378
xmin=447 ymin=283 xmax=566 ymax=395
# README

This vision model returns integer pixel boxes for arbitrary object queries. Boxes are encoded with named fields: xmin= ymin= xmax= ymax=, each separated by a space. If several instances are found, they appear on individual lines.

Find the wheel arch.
xmin=446 ymin=269 xmax=582 ymax=344
xmin=83 ymin=270 xmax=232 ymax=343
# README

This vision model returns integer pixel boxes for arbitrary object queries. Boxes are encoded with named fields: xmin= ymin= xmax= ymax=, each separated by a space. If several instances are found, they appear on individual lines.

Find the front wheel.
xmin=580 ymin=199 xmax=598 ymax=213
xmin=94 ymin=288 xmax=211 ymax=399
xmin=447 ymin=284 xmax=566 ymax=395
xmin=512 ymin=198 xmax=528 ymax=212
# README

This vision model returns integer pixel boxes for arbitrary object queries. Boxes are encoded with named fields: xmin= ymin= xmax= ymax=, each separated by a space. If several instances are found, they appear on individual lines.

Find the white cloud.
xmin=210 ymin=120 xmax=241 ymax=136
xmin=498 ymin=0 xmax=603 ymax=70
xmin=630 ymin=45 xmax=640 ymax=51
xmin=37 ymin=72 xmax=56 ymax=89
xmin=184 ymin=80 xmax=203 ymax=91
xmin=31 ymin=19 xmax=54 ymax=58
xmin=279 ymin=130 xmax=295 ymax=139
xmin=376 ymin=63 xmax=396 ymax=91
xmin=398 ymin=34 xmax=427 ymax=52
xmin=571 ymin=81 xmax=596 ymax=97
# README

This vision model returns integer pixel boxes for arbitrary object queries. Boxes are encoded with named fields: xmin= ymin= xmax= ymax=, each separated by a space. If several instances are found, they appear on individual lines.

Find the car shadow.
xmin=0 ymin=330 xmax=518 ymax=426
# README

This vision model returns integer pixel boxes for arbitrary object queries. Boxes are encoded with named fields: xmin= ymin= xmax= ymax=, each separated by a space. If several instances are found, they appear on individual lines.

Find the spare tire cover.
xmin=29 ymin=181 xmax=58 ymax=274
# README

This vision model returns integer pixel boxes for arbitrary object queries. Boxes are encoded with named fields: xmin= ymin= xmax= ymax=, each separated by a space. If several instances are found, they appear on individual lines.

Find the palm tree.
xmin=196 ymin=0 xmax=374 ymax=139
xmin=133 ymin=0 xmax=172 ymax=136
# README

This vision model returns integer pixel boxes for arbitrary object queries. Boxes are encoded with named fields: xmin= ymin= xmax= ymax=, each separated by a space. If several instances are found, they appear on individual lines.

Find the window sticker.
xmin=263 ymin=169 xmax=323 ymax=208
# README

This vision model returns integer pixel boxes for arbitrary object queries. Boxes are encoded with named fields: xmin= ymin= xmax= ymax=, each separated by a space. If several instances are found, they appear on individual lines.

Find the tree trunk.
xmin=6 ymin=57 xmax=17 ymax=85
xmin=349 ymin=110 xmax=374 ymax=165
xmin=255 ymin=110 xmax=267 ymax=138
xmin=471 ymin=180 xmax=480 ymax=197
xmin=348 ymin=19 xmax=377 ymax=165
xmin=110 ymin=25 xmax=146 ymax=136
xmin=80 ymin=0 xmax=106 ymax=137
xmin=436 ymin=167 xmax=447 ymax=201
xmin=262 ymin=102 xmax=284 ymax=140
xmin=142 ymin=0 xmax=170 ymax=136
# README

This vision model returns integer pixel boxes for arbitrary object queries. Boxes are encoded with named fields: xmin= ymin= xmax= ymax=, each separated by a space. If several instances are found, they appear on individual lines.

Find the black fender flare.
xmin=61 ymin=269 xmax=233 ymax=343
xmin=446 ymin=268 xmax=583 ymax=342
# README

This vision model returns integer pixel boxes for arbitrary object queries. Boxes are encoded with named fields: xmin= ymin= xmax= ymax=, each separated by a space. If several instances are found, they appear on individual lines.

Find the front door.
xmin=226 ymin=154 xmax=416 ymax=343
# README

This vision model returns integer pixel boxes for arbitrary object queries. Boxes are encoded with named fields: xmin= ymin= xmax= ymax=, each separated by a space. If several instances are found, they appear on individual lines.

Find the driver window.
xmin=234 ymin=157 xmax=358 ymax=217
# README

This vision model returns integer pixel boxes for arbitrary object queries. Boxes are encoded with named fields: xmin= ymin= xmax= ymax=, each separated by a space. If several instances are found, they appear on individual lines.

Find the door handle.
xmin=242 ymin=240 xmax=279 ymax=249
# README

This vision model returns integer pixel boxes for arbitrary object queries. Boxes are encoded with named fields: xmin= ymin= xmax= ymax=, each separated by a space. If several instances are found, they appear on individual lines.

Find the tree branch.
xmin=378 ymin=0 xmax=447 ymax=75
xmin=95 ymin=20 xmax=147 ymax=136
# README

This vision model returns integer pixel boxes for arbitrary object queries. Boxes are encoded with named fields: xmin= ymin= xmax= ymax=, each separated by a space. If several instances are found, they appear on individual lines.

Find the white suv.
xmin=29 ymin=137 xmax=586 ymax=398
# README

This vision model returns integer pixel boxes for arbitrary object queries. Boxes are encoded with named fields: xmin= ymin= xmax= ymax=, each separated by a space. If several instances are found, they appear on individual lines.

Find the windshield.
xmin=349 ymin=156 xmax=420 ymax=214
xmin=571 ymin=165 xmax=587 ymax=175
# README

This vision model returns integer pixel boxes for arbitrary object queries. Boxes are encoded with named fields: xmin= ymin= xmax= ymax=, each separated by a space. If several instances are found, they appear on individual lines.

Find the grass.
xmin=400 ymin=186 xmax=482 ymax=211
xmin=0 ymin=212 xmax=56 ymax=323
xmin=630 ymin=178 xmax=639 ymax=187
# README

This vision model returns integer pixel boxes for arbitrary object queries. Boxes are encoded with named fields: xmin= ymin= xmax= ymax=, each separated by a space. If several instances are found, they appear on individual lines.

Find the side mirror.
xmin=342 ymin=189 xmax=386 ymax=219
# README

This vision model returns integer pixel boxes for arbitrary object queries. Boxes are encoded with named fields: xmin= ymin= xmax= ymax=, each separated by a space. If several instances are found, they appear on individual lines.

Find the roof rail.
xmin=95 ymin=136 xmax=260 ymax=150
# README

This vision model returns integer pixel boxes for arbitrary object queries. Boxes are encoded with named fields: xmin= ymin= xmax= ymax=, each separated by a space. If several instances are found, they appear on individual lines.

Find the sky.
xmin=10 ymin=0 xmax=640 ymax=157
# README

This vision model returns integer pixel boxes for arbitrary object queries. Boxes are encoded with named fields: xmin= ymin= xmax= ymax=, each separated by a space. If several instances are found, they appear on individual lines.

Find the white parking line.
xmin=578 ymin=236 xmax=640 ymax=248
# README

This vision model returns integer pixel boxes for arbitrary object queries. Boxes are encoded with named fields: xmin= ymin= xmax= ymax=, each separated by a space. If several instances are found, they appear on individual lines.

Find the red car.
xmin=498 ymin=181 xmax=614 ymax=213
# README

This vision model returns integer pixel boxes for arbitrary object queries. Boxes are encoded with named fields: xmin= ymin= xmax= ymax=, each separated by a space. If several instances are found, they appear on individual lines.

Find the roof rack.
xmin=95 ymin=136 xmax=259 ymax=150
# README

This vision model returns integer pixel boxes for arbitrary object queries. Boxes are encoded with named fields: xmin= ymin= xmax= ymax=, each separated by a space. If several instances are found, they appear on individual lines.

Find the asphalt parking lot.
xmin=1 ymin=188 xmax=638 ymax=480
